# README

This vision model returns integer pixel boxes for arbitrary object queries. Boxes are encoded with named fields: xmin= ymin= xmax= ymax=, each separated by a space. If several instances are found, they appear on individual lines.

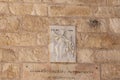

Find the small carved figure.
xmin=53 ymin=29 xmax=74 ymax=59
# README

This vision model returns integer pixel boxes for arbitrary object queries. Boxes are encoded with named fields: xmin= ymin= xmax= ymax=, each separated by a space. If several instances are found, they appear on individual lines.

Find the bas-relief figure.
xmin=50 ymin=26 xmax=76 ymax=62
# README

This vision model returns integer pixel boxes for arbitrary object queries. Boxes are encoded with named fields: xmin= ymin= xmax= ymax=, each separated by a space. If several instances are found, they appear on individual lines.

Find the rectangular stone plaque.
xmin=22 ymin=63 xmax=100 ymax=80
xmin=50 ymin=26 xmax=76 ymax=62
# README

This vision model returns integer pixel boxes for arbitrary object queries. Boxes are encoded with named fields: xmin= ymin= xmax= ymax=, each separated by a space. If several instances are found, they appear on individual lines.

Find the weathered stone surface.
xmin=1 ymin=63 xmax=20 ymax=79
xmin=110 ymin=18 xmax=120 ymax=33
xmin=31 ymin=4 xmax=47 ymax=16
xmin=94 ymin=49 xmax=120 ymax=63
xmin=77 ymin=33 xmax=120 ymax=49
xmin=0 ymin=52 xmax=2 ymax=62
xmin=22 ymin=63 xmax=50 ymax=80
xmin=101 ymin=64 xmax=120 ymax=80
xmin=9 ymin=3 xmax=47 ymax=16
xmin=0 ymin=64 xmax=1 ymax=79
xmin=77 ymin=49 xmax=120 ymax=63
xmin=49 ymin=17 xmax=76 ymax=26
xmin=43 ymin=0 xmax=106 ymax=5
xmin=94 ymin=7 xmax=114 ymax=17
xmin=76 ymin=19 xmax=107 ymax=32
xmin=9 ymin=0 xmax=41 ymax=2
xmin=19 ymin=47 xmax=49 ymax=62
xmin=49 ymin=18 xmax=107 ymax=32
xmin=0 ymin=15 xmax=20 ymax=32
xmin=22 ymin=16 xmax=48 ymax=32
xmin=22 ymin=63 xmax=100 ymax=80
xmin=49 ymin=5 xmax=92 ymax=17
xmin=108 ymin=0 xmax=120 ymax=5
xmin=9 ymin=3 xmax=33 ymax=15
xmin=114 ymin=7 xmax=120 ymax=17
xmin=0 ymin=0 xmax=8 ymax=1
xmin=0 ymin=33 xmax=37 ymax=46
xmin=0 ymin=48 xmax=18 ymax=62
xmin=77 ymin=49 xmax=94 ymax=63
xmin=0 ymin=2 xmax=9 ymax=14
xmin=37 ymin=32 xmax=49 ymax=46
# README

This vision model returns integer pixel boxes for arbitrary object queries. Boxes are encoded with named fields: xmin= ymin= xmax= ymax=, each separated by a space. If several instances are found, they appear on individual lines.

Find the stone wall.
xmin=0 ymin=0 xmax=120 ymax=80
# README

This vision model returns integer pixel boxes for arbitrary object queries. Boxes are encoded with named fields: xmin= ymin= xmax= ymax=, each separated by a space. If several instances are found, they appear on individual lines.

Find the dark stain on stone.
xmin=89 ymin=19 xmax=101 ymax=27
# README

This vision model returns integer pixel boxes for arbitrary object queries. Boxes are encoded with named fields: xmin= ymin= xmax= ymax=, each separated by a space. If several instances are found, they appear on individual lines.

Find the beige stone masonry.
xmin=0 ymin=0 xmax=119 ymax=80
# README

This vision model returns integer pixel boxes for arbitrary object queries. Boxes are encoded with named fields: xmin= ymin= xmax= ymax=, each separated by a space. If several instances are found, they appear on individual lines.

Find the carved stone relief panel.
xmin=50 ymin=26 xmax=76 ymax=62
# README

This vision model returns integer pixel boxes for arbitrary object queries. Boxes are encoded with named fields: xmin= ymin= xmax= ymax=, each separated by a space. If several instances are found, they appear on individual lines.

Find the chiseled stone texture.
xmin=0 ymin=48 xmax=18 ymax=62
xmin=94 ymin=7 xmax=114 ymax=17
xmin=0 ymin=64 xmax=1 ymax=79
xmin=77 ymin=33 xmax=120 ymax=49
xmin=37 ymin=32 xmax=49 ymax=46
xmin=94 ymin=49 xmax=120 ymax=63
xmin=0 ymin=33 xmax=37 ymax=46
xmin=0 ymin=0 xmax=8 ymax=1
xmin=22 ymin=63 xmax=100 ymax=80
xmin=0 ymin=2 xmax=9 ymax=14
xmin=49 ymin=17 xmax=76 ymax=26
xmin=49 ymin=18 xmax=108 ymax=33
xmin=110 ymin=18 xmax=120 ymax=33
xmin=77 ymin=49 xmax=94 ymax=63
xmin=1 ymin=63 xmax=20 ymax=79
xmin=9 ymin=3 xmax=47 ymax=16
xmin=22 ymin=16 xmax=49 ymax=32
xmin=0 ymin=15 xmax=21 ymax=32
xmin=22 ymin=63 xmax=50 ymax=80
xmin=76 ymin=19 xmax=107 ymax=32
xmin=77 ymin=49 xmax=120 ymax=63
xmin=0 ymin=0 xmax=119 ymax=80
xmin=101 ymin=64 xmax=120 ymax=80
xmin=19 ymin=47 xmax=49 ymax=62
xmin=0 ymin=52 xmax=2 ymax=62
xmin=108 ymin=0 xmax=120 ymax=5
xmin=43 ymin=0 xmax=106 ymax=5
xmin=114 ymin=7 xmax=120 ymax=17
xmin=9 ymin=0 xmax=41 ymax=2
xmin=49 ymin=5 xmax=93 ymax=17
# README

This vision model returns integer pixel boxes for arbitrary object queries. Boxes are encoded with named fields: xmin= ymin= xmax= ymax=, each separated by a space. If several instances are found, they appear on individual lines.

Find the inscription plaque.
xmin=50 ymin=26 xmax=76 ymax=62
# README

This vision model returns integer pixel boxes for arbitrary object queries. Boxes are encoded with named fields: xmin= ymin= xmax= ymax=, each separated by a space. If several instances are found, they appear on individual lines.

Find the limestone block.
xmin=76 ymin=19 xmax=107 ymax=32
xmin=49 ymin=5 xmax=92 ymax=17
xmin=0 ymin=48 xmax=18 ymax=62
xmin=0 ymin=15 xmax=21 ymax=32
xmin=1 ymin=63 xmax=20 ymax=79
xmin=0 ymin=2 xmax=9 ymax=14
xmin=108 ymin=0 xmax=120 ymax=5
xmin=9 ymin=3 xmax=47 ymax=16
xmin=0 ymin=64 xmax=1 ymax=79
xmin=114 ymin=7 xmax=120 ymax=17
xmin=31 ymin=4 xmax=48 ymax=16
xmin=77 ymin=49 xmax=94 ymax=63
xmin=94 ymin=7 xmax=114 ymax=17
xmin=22 ymin=16 xmax=48 ymax=32
xmin=22 ymin=63 xmax=50 ymax=80
xmin=37 ymin=32 xmax=49 ymax=46
xmin=49 ymin=17 xmax=76 ymax=26
xmin=94 ymin=49 xmax=120 ymax=63
xmin=0 ymin=0 xmax=8 ymax=1
xmin=101 ymin=64 xmax=120 ymax=80
xmin=9 ymin=3 xmax=33 ymax=15
xmin=0 ymin=33 xmax=37 ymax=46
xmin=77 ymin=33 xmax=120 ymax=49
xmin=22 ymin=63 xmax=100 ymax=80
xmin=19 ymin=47 xmax=49 ymax=62
xmin=9 ymin=0 xmax=41 ymax=2
xmin=43 ymin=0 xmax=106 ymax=5
xmin=110 ymin=18 xmax=120 ymax=33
